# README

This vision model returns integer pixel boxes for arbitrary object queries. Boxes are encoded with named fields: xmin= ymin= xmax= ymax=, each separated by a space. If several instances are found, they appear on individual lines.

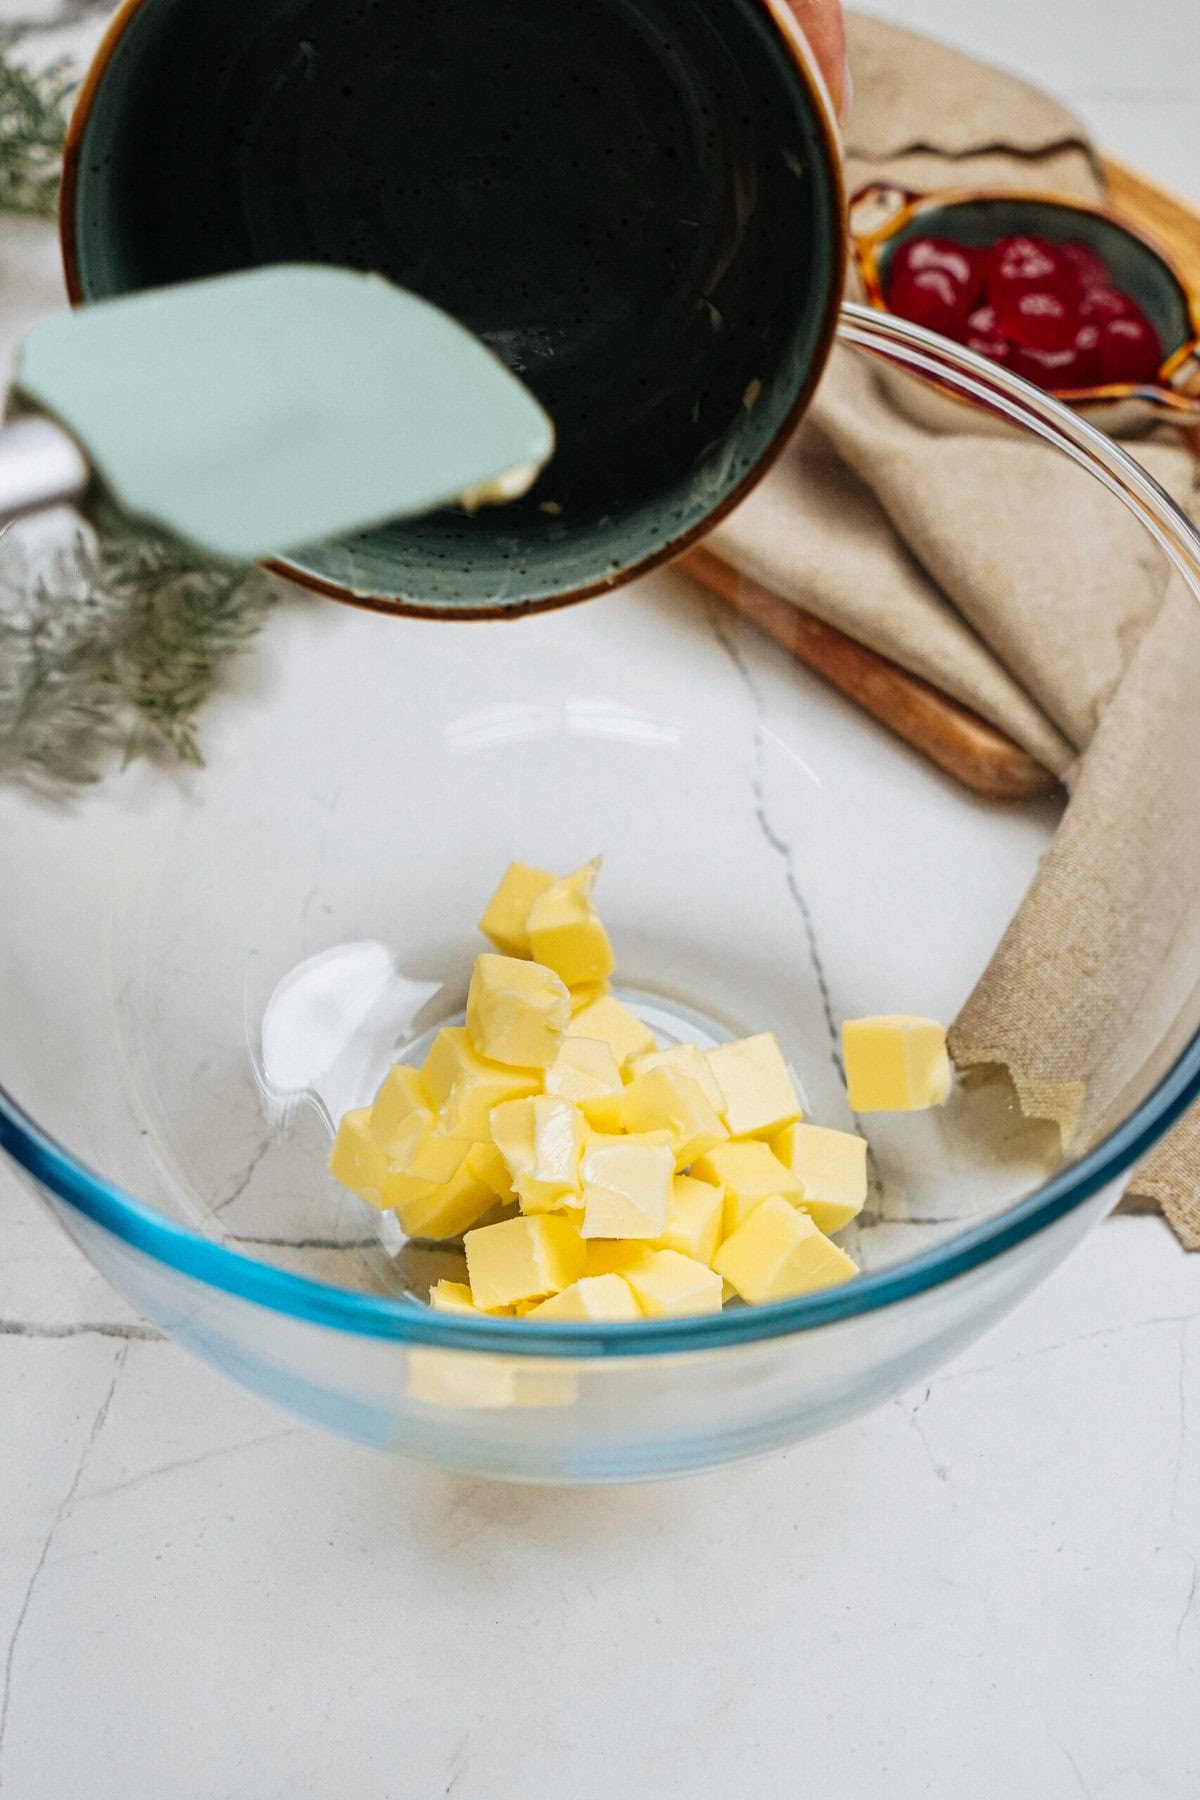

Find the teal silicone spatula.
xmin=1 ymin=264 xmax=554 ymax=558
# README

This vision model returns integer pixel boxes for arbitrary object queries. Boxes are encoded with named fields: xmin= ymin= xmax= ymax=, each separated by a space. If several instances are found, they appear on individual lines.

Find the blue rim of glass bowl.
xmin=4 ymin=303 xmax=1200 ymax=1358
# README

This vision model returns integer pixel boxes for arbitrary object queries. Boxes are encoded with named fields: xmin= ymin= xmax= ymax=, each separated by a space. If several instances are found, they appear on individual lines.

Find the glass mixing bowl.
xmin=3 ymin=305 xmax=1200 ymax=1483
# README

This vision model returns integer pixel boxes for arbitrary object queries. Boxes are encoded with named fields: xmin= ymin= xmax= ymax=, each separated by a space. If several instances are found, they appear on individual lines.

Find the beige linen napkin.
xmin=700 ymin=14 xmax=1200 ymax=1248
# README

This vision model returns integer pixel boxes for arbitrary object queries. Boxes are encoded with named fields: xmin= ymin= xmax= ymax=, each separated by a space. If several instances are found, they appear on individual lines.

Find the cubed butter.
xmin=706 ymin=1033 xmax=802 ymax=1140
xmin=528 ymin=1274 xmax=642 ymax=1321
xmin=658 ymin=1174 xmax=724 ymax=1266
xmin=772 ymin=1121 xmax=867 ymax=1234
xmin=466 ymin=1138 xmax=514 ymax=1201
xmin=387 ymin=1144 xmax=497 ymax=1240
xmin=570 ymin=981 xmax=611 ymax=1013
xmin=691 ymin=1138 xmax=804 ymax=1235
xmin=714 ymin=1196 xmax=859 ymax=1302
xmin=580 ymin=1132 xmax=674 ymax=1240
xmin=383 ymin=1108 xmax=467 ymax=1195
xmin=407 ymin=1349 xmax=577 ymax=1409
xmin=528 ymin=1095 xmax=586 ymax=1208
xmin=585 ymin=1240 xmax=653 ymax=1279
xmin=566 ymin=994 xmax=657 ymax=1069
xmin=478 ymin=861 xmax=556 ymax=958
xmin=622 ymin=1248 xmax=723 ymax=1318
xmin=465 ymin=1214 xmax=586 ymax=1309
xmin=428 ymin=1279 xmax=509 ymax=1317
xmin=842 ymin=1016 xmax=952 ymax=1112
xmin=543 ymin=1036 xmax=625 ymax=1132
xmin=527 ymin=860 xmax=616 ymax=988
xmin=422 ymin=1026 xmax=539 ymax=1140
xmin=465 ymin=953 xmax=570 ymax=1068
xmin=328 ymin=1108 xmax=387 ymax=1206
xmin=627 ymin=1042 xmax=725 ymax=1111
xmin=620 ymin=1065 xmax=727 ymax=1171
xmin=369 ymin=1064 xmax=431 ymax=1144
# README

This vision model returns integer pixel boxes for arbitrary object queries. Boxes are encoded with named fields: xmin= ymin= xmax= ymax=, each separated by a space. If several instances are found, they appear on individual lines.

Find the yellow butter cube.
xmin=531 ymin=1095 xmax=585 ymax=1186
xmin=772 ymin=1121 xmax=868 ymax=1234
xmin=620 ymin=1065 xmax=727 ymax=1171
xmin=842 ymin=1016 xmax=951 ymax=1112
xmin=466 ymin=1138 xmax=514 ymax=1202
xmin=658 ymin=1174 xmax=724 ymax=1266
xmin=543 ymin=1036 xmax=625 ymax=1132
xmin=706 ymin=1032 xmax=802 ymax=1140
xmin=570 ymin=980 xmax=612 ymax=1013
xmin=691 ymin=1138 xmax=804 ymax=1235
xmin=622 ymin=1248 xmax=723 ymax=1318
xmin=465 ymin=1214 xmax=586 ymax=1310
xmin=328 ymin=1108 xmax=388 ymax=1206
xmin=580 ymin=1132 xmax=674 ymax=1239
xmin=488 ymin=1096 xmax=579 ymax=1215
xmin=465 ymin=953 xmax=570 ymax=1069
xmin=528 ymin=1274 xmax=642 ymax=1322
xmin=422 ymin=1026 xmax=539 ymax=1140
xmin=386 ymin=1111 xmax=469 ymax=1188
xmin=527 ymin=861 xmax=616 ymax=988
xmin=489 ymin=1096 xmax=537 ymax=1182
xmin=627 ymin=1042 xmax=725 ymax=1112
xmin=584 ymin=1240 xmax=653 ymax=1279
xmin=428 ymin=1279 xmax=514 ymax=1318
xmin=387 ymin=1145 xmax=497 ymax=1240
xmin=566 ymin=995 xmax=657 ymax=1069
xmin=369 ymin=1064 xmax=431 ymax=1144
xmin=478 ymin=860 xmax=556 ymax=958
xmin=407 ymin=1349 xmax=576 ymax=1409
xmin=714 ymin=1196 xmax=858 ymax=1302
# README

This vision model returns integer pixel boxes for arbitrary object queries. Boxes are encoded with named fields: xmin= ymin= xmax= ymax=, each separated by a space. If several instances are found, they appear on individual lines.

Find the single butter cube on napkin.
xmin=772 ymin=1121 xmax=867 ymax=1234
xmin=528 ymin=1274 xmax=642 ymax=1321
xmin=422 ymin=1026 xmax=539 ymax=1139
xmin=842 ymin=1016 xmax=951 ymax=1112
xmin=543 ymin=1036 xmax=625 ymax=1131
xmin=620 ymin=1065 xmax=727 ymax=1170
xmin=706 ymin=1033 xmax=802 ymax=1139
xmin=465 ymin=1215 xmax=586 ymax=1310
xmin=692 ymin=1138 xmax=804 ymax=1235
xmin=478 ymin=862 xmax=556 ymax=958
xmin=580 ymin=1133 xmax=673 ymax=1239
xmin=715 ymin=1197 xmax=858 ymax=1302
xmin=466 ymin=953 xmax=570 ymax=1068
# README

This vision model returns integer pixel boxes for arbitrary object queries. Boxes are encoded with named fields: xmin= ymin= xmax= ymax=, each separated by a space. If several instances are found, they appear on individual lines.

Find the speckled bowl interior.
xmin=65 ymin=0 xmax=843 ymax=613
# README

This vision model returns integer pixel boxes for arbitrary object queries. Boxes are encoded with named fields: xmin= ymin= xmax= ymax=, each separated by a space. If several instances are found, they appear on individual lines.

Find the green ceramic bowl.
xmin=63 ymin=0 xmax=844 ymax=617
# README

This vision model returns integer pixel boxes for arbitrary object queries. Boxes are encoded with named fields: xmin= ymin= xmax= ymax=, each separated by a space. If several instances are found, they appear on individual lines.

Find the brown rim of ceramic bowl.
xmin=850 ymin=180 xmax=1200 ymax=420
xmin=60 ymin=0 xmax=847 ymax=623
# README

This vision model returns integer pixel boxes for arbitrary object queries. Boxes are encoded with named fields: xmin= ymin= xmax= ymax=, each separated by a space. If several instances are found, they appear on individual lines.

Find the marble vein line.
xmin=76 ymin=1426 xmax=302 ymax=1508
xmin=0 ymin=1319 xmax=163 ymax=1341
xmin=0 ymin=1343 xmax=126 ymax=1789
xmin=211 ymin=1135 xmax=274 ymax=1216
xmin=705 ymin=606 xmax=850 ymax=1102
xmin=926 ymin=1310 xmax=1198 ymax=1386
xmin=1170 ymin=1317 xmax=1198 ymax=1660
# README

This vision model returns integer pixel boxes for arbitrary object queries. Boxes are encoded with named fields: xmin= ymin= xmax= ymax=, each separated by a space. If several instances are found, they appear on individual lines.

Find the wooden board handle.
xmin=678 ymin=545 xmax=1060 ymax=801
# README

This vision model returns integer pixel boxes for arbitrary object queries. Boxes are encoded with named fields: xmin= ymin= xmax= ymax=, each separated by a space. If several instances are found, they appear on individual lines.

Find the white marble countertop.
xmin=1 ymin=3 xmax=1199 ymax=1796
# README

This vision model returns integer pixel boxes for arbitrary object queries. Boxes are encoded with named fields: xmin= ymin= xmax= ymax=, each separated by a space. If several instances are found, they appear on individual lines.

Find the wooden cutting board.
xmin=679 ymin=156 xmax=1199 ymax=801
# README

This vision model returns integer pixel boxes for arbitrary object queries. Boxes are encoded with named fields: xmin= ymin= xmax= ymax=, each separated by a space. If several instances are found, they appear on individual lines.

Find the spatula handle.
xmin=0 ymin=416 xmax=90 ymax=530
